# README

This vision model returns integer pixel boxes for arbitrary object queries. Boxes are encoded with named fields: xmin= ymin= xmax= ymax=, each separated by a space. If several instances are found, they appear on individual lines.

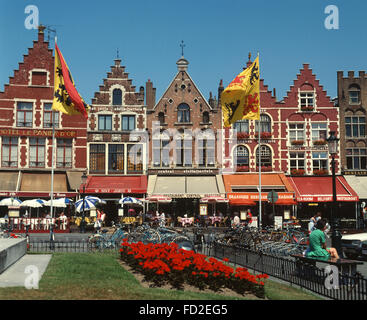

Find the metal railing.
xmin=209 ymin=242 xmax=367 ymax=300
xmin=27 ymin=240 xmax=121 ymax=253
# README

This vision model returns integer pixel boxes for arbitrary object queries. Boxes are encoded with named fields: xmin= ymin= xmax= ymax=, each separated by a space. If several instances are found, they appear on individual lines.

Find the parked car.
xmin=341 ymin=233 xmax=367 ymax=259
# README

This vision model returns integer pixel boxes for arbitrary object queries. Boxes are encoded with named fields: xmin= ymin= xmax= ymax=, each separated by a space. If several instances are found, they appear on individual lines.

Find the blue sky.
xmin=0 ymin=0 xmax=366 ymax=104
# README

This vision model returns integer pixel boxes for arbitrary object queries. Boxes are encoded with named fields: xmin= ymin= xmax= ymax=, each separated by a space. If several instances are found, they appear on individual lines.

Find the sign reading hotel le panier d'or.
xmin=0 ymin=128 xmax=76 ymax=138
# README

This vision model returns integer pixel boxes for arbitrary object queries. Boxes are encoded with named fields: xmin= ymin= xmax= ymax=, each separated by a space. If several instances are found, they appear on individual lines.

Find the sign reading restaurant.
xmin=149 ymin=168 xmax=219 ymax=176
xmin=0 ymin=128 xmax=77 ymax=138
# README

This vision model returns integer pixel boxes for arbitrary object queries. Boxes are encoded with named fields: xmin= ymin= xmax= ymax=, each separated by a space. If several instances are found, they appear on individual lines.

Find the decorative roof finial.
xmin=117 ymin=48 xmax=119 ymax=59
xmin=180 ymin=40 xmax=185 ymax=57
xmin=248 ymin=52 xmax=252 ymax=61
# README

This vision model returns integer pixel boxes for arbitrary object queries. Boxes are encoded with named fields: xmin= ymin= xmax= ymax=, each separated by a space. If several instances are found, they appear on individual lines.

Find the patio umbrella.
xmin=145 ymin=195 xmax=172 ymax=212
xmin=44 ymin=198 xmax=73 ymax=208
xmin=75 ymin=197 xmax=100 ymax=212
xmin=20 ymin=199 xmax=45 ymax=208
xmin=119 ymin=197 xmax=143 ymax=205
xmin=0 ymin=197 xmax=22 ymax=207
xmin=20 ymin=199 xmax=45 ymax=218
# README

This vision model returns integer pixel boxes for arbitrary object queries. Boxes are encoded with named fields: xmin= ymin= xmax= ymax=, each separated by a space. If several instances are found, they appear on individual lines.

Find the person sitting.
xmin=305 ymin=218 xmax=339 ymax=259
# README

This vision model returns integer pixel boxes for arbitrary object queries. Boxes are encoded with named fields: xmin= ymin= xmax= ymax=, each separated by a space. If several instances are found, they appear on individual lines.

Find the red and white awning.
xmin=200 ymin=196 xmax=228 ymax=203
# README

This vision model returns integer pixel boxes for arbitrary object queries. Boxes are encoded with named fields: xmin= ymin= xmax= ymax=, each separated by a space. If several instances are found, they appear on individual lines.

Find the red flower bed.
xmin=120 ymin=239 xmax=267 ymax=298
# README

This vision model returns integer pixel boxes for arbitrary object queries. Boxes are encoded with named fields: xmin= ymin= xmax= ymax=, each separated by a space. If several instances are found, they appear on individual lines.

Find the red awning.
xmin=229 ymin=199 xmax=257 ymax=206
xmin=287 ymin=176 xmax=358 ymax=202
xmin=82 ymin=176 xmax=147 ymax=194
xmin=201 ymin=196 xmax=228 ymax=203
xmin=274 ymin=198 xmax=297 ymax=205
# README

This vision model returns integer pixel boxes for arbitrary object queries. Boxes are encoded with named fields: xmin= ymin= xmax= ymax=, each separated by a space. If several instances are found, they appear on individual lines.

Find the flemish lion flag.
xmin=221 ymin=56 xmax=260 ymax=127
xmin=52 ymin=43 xmax=89 ymax=119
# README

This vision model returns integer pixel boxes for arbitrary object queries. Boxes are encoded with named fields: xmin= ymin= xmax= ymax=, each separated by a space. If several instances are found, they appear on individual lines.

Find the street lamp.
xmin=80 ymin=171 xmax=88 ymax=233
xmin=326 ymin=131 xmax=342 ymax=257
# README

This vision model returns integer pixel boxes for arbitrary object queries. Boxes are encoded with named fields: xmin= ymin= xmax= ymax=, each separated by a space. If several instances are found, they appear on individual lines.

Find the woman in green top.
xmin=306 ymin=219 xmax=339 ymax=259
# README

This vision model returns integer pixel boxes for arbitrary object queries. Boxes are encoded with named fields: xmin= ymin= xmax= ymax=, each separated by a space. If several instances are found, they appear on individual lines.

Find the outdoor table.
xmin=181 ymin=217 xmax=193 ymax=227
xmin=208 ymin=216 xmax=222 ymax=226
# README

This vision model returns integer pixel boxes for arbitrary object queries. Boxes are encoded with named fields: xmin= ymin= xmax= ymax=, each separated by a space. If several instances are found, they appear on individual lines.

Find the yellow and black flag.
xmin=52 ymin=43 xmax=90 ymax=119
xmin=221 ymin=56 xmax=260 ymax=127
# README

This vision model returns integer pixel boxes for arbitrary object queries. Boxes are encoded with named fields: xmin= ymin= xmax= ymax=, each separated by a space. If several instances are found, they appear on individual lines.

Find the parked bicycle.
xmin=88 ymin=223 xmax=127 ymax=249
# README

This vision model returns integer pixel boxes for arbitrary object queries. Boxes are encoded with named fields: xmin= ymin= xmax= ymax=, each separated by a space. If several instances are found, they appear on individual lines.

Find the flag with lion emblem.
xmin=221 ymin=56 xmax=260 ymax=127
xmin=52 ymin=43 xmax=89 ymax=119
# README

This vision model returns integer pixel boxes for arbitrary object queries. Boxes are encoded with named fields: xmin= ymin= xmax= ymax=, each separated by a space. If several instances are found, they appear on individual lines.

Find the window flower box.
xmin=236 ymin=132 xmax=250 ymax=140
xmin=313 ymin=169 xmax=328 ymax=176
xmin=254 ymin=132 xmax=272 ymax=139
xmin=256 ymin=166 xmax=272 ymax=172
xmin=291 ymin=140 xmax=304 ymax=146
xmin=301 ymin=106 xmax=314 ymax=112
xmin=313 ymin=140 xmax=327 ymax=145
xmin=291 ymin=169 xmax=305 ymax=176
xmin=236 ymin=165 xmax=249 ymax=172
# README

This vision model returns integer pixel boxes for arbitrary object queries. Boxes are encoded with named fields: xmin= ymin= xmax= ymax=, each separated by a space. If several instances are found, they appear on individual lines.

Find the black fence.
xmin=28 ymin=240 xmax=121 ymax=253
xmin=209 ymin=242 xmax=367 ymax=300
xmin=27 ymin=239 xmax=367 ymax=300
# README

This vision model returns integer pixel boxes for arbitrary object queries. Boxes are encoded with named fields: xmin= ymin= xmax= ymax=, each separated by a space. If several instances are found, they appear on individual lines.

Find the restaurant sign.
xmin=0 ymin=128 xmax=77 ymax=138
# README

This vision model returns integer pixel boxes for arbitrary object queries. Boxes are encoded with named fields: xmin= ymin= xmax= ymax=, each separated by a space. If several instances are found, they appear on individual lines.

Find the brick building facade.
xmin=221 ymin=56 xmax=358 ymax=226
xmin=84 ymin=57 xmax=147 ymax=220
xmin=0 ymin=27 xmax=87 ymax=204
xmin=145 ymin=55 xmax=226 ymax=218
xmin=337 ymin=70 xmax=367 ymax=175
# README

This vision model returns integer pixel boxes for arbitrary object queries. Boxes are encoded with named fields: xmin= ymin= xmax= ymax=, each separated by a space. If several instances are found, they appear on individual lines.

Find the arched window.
xmin=177 ymin=103 xmax=190 ymax=123
xmin=202 ymin=111 xmax=210 ymax=123
xmin=256 ymin=145 xmax=272 ymax=168
xmin=112 ymin=89 xmax=122 ymax=105
xmin=255 ymin=114 xmax=271 ymax=133
xmin=158 ymin=112 xmax=165 ymax=125
xmin=349 ymin=84 xmax=361 ymax=104
xmin=234 ymin=145 xmax=249 ymax=167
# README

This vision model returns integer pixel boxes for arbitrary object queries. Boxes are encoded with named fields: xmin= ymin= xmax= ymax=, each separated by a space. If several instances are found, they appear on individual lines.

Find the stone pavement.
xmin=0 ymin=254 xmax=51 ymax=288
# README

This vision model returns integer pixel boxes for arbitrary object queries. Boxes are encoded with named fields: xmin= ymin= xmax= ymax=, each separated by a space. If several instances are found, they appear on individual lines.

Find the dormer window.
xmin=349 ymin=85 xmax=361 ymax=105
xmin=112 ymin=89 xmax=122 ymax=105
xmin=177 ymin=103 xmax=190 ymax=123
xmin=300 ymin=92 xmax=314 ymax=111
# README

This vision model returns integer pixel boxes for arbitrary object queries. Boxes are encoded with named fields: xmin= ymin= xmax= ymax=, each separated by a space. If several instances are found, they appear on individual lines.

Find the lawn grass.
xmin=0 ymin=253 xmax=322 ymax=300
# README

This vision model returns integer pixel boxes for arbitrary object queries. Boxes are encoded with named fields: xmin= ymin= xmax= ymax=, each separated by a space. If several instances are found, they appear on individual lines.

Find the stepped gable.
xmin=259 ymin=78 xmax=277 ymax=107
xmin=91 ymin=58 xmax=144 ymax=107
xmin=0 ymin=29 xmax=54 ymax=99
xmin=282 ymin=63 xmax=334 ymax=108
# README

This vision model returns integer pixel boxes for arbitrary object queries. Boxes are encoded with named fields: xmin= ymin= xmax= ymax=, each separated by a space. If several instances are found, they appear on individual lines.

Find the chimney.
xmin=218 ymin=79 xmax=224 ymax=106
xmin=146 ymin=79 xmax=156 ymax=109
